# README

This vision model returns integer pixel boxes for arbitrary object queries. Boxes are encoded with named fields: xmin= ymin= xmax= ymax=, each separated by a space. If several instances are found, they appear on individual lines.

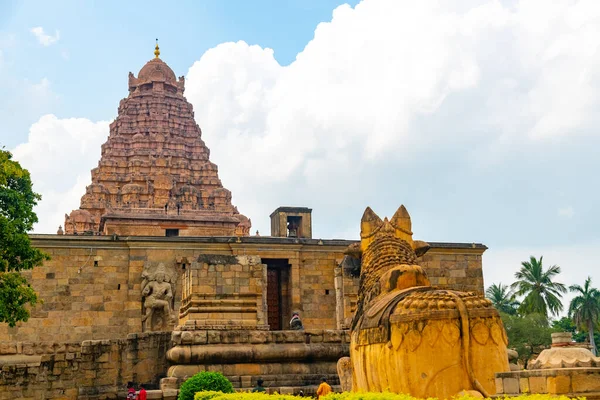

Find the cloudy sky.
xmin=1 ymin=0 xmax=599 ymax=314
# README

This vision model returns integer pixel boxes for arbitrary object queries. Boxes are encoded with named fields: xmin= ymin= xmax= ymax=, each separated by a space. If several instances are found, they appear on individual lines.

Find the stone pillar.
xmin=290 ymin=257 xmax=302 ymax=312
xmin=259 ymin=262 xmax=268 ymax=328
xmin=334 ymin=265 xmax=344 ymax=330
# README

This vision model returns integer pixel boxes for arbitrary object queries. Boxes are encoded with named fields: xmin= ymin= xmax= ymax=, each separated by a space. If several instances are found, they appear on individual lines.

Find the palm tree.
xmin=568 ymin=277 xmax=600 ymax=356
xmin=486 ymin=283 xmax=520 ymax=315
xmin=511 ymin=255 xmax=566 ymax=318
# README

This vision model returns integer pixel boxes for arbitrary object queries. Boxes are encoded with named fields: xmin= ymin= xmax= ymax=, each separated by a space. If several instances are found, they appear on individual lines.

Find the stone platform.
xmin=166 ymin=329 xmax=349 ymax=390
xmin=495 ymin=332 xmax=600 ymax=399
xmin=495 ymin=368 xmax=600 ymax=399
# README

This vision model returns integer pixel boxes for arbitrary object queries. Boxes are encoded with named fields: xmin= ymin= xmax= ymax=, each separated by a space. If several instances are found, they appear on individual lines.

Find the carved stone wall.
xmin=166 ymin=329 xmax=349 ymax=390
xmin=141 ymin=262 xmax=178 ymax=332
xmin=0 ymin=235 xmax=485 ymax=343
xmin=63 ymin=55 xmax=250 ymax=237
xmin=179 ymin=255 xmax=268 ymax=329
xmin=0 ymin=332 xmax=172 ymax=400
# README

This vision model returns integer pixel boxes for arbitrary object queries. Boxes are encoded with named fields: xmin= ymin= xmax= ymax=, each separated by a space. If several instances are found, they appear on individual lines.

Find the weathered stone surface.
xmin=348 ymin=206 xmax=508 ymax=398
xmin=141 ymin=262 xmax=177 ymax=332
xmin=529 ymin=333 xmax=600 ymax=369
xmin=64 ymin=49 xmax=250 ymax=237
xmin=0 ymin=332 xmax=171 ymax=400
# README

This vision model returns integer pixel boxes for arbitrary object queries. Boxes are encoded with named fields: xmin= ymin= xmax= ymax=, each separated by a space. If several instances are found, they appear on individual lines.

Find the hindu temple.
xmin=0 ymin=45 xmax=492 ymax=400
xmin=63 ymin=42 xmax=251 ymax=237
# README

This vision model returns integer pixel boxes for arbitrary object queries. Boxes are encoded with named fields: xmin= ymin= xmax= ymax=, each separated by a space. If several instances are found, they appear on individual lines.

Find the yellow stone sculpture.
xmin=347 ymin=206 xmax=510 ymax=398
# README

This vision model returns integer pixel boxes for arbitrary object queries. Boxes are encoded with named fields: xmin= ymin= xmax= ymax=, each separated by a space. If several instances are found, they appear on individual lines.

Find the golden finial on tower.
xmin=154 ymin=38 xmax=160 ymax=58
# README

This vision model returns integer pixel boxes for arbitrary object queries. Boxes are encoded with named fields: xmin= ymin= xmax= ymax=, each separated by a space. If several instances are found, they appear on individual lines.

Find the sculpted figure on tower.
xmin=64 ymin=43 xmax=250 ymax=236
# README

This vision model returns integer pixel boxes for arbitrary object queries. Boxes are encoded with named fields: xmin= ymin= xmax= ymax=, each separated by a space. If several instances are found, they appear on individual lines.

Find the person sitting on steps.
xmin=290 ymin=312 xmax=304 ymax=330
xmin=252 ymin=378 xmax=266 ymax=393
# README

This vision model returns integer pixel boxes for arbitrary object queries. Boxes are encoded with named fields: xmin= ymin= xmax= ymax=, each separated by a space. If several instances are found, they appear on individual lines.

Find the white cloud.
xmin=183 ymin=0 xmax=600 ymax=241
xmin=11 ymin=115 xmax=109 ymax=233
xmin=558 ymin=206 xmax=575 ymax=218
xmin=30 ymin=26 xmax=60 ymax=46
xmin=10 ymin=0 xmax=600 ymax=294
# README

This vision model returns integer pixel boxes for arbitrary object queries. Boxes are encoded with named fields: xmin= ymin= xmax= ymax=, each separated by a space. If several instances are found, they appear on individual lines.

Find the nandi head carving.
xmin=360 ymin=205 xmax=429 ymax=255
xmin=351 ymin=205 xmax=432 ymax=330
xmin=359 ymin=206 xmax=431 ymax=297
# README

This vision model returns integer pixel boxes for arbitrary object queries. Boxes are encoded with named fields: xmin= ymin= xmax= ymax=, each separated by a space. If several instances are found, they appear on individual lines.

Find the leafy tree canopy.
xmin=0 ymin=148 xmax=49 ymax=326
xmin=568 ymin=276 xmax=600 ymax=355
xmin=501 ymin=312 xmax=555 ymax=363
xmin=511 ymin=255 xmax=566 ymax=318
xmin=486 ymin=283 xmax=520 ymax=315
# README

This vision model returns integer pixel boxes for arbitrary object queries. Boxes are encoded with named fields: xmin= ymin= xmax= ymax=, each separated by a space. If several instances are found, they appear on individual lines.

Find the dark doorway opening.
xmin=262 ymin=258 xmax=291 ymax=330
xmin=286 ymin=216 xmax=302 ymax=237
xmin=165 ymin=229 xmax=179 ymax=237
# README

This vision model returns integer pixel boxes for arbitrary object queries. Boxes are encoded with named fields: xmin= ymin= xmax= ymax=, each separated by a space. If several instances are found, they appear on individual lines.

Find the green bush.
xmin=178 ymin=372 xmax=234 ymax=400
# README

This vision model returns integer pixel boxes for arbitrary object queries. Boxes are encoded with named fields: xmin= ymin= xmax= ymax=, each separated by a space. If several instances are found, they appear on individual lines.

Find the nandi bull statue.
xmin=338 ymin=206 xmax=509 ymax=398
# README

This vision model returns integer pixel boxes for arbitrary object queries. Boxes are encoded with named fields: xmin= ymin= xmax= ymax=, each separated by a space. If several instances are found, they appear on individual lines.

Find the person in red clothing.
xmin=127 ymin=382 xmax=136 ymax=399
xmin=136 ymin=385 xmax=147 ymax=400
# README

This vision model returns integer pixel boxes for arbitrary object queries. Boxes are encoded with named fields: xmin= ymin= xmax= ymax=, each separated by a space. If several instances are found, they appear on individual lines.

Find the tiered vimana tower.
xmin=64 ymin=43 xmax=251 ymax=237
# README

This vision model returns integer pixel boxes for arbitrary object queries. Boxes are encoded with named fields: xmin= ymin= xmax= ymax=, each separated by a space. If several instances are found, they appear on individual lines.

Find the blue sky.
xmin=1 ymin=0 xmax=600 ymax=311
xmin=0 ymin=0 xmax=358 ymax=147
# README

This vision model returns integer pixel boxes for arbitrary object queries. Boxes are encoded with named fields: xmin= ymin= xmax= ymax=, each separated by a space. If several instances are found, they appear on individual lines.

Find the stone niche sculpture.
xmin=141 ymin=262 xmax=177 ymax=332
xmin=340 ymin=205 xmax=510 ymax=398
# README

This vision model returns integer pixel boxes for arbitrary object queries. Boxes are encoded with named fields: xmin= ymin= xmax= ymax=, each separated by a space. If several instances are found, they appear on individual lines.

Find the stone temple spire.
xmin=64 ymin=47 xmax=251 ymax=237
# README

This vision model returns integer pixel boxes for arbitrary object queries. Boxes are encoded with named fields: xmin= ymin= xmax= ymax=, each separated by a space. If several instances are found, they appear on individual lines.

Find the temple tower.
xmin=64 ymin=42 xmax=251 ymax=236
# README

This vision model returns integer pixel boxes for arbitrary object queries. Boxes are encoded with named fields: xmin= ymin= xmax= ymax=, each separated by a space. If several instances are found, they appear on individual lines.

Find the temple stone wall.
xmin=420 ymin=246 xmax=484 ymax=293
xmin=179 ymin=256 xmax=267 ymax=329
xmin=167 ymin=329 xmax=349 ymax=390
xmin=0 ymin=332 xmax=171 ymax=400
xmin=0 ymin=235 xmax=485 ymax=343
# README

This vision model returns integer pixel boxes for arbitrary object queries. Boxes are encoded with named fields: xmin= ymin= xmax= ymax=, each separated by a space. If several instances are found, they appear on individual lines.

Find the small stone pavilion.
xmin=0 ymin=44 xmax=488 ymax=400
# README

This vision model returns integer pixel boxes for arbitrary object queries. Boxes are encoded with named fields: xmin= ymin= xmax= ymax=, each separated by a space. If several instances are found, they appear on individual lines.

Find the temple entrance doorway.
xmin=263 ymin=258 xmax=291 ymax=330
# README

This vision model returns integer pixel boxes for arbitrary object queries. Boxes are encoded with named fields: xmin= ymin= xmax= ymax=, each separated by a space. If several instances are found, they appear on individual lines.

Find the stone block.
xmin=160 ymin=377 xmax=179 ymax=390
xmin=0 ymin=343 xmax=17 ymax=355
xmin=572 ymin=371 xmax=600 ymax=392
xmin=502 ymin=377 xmax=519 ymax=394
xmin=146 ymin=389 xmax=164 ymax=399
xmin=495 ymin=377 xmax=504 ymax=394
xmin=22 ymin=342 xmax=34 ymax=355
xmin=547 ymin=375 xmax=572 ymax=394
xmin=519 ymin=377 xmax=529 ymax=393
xmin=283 ymin=330 xmax=304 ymax=343
xmin=279 ymin=387 xmax=295 ymax=395
xmin=324 ymin=330 xmax=341 ymax=343
xmin=181 ymin=331 xmax=193 ymax=345
xmin=193 ymin=331 xmax=207 ymax=344
xmin=163 ymin=389 xmax=178 ymax=400
xmin=207 ymin=331 xmax=221 ymax=344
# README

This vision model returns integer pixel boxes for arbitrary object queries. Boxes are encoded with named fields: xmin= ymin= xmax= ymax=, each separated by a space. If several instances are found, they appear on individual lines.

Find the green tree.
xmin=501 ymin=312 xmax=554 ymax=363
xmin=0 ymin=149 xmax=49 ymax=326
xmin=551 ymin=316 xmax=600 ymax=344
xmin=568 ymin=276 xmax=600 ymax=356
xmin=486 ymin=283 xmax=520 ymax=315
xmin=511 ymin=255 xmax=566 ymax=319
